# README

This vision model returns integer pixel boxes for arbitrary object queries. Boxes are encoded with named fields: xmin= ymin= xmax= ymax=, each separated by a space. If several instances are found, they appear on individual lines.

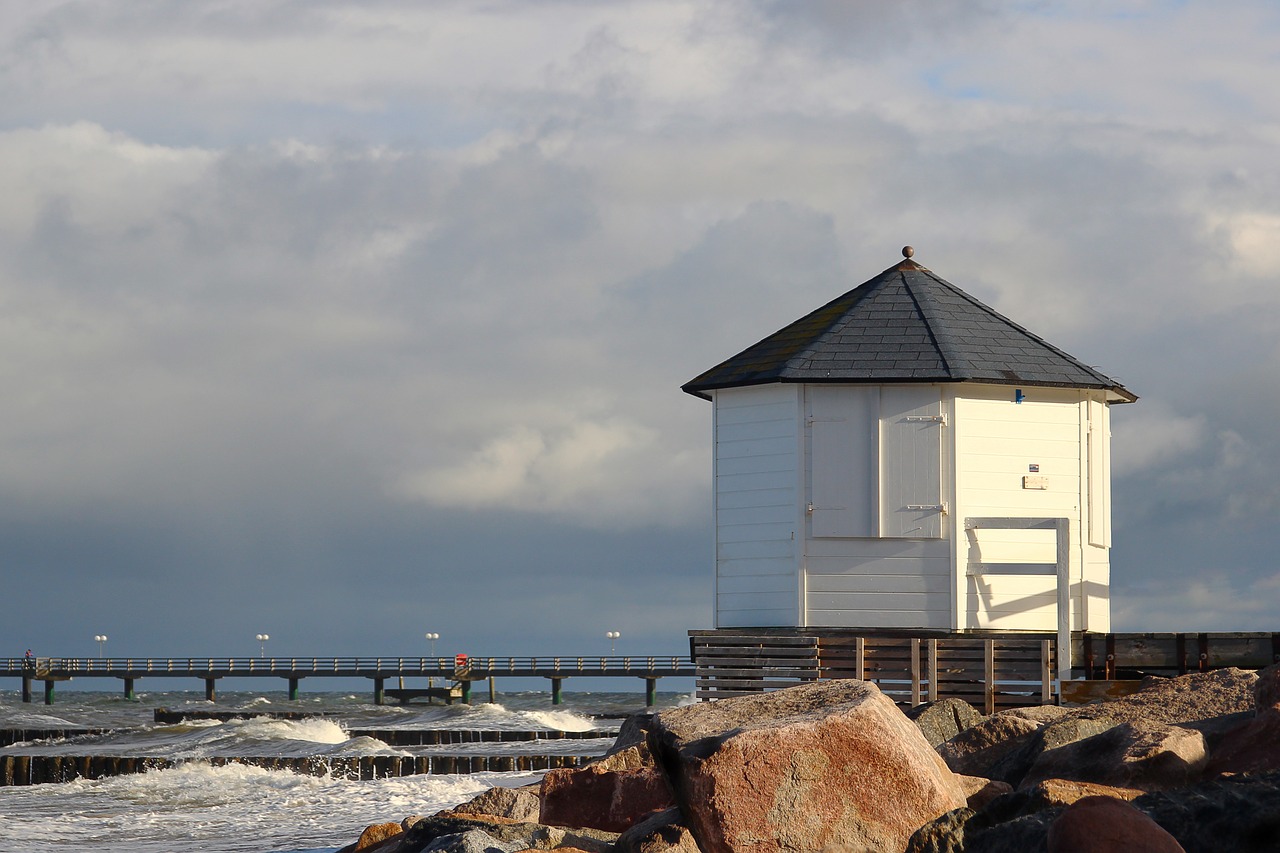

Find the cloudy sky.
xmin=2 ymin=1 xmax=1278 ymax=672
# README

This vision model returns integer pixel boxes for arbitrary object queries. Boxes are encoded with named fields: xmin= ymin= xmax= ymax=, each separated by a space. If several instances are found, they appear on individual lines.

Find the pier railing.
xmin=2 ymin=655 xmax=692 ymax=678
xmin=1 ymin=654 xmax=695 ymax=705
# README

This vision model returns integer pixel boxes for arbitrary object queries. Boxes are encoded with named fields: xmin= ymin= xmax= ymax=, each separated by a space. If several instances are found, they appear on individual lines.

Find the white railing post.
xmin=1056 ymin=517 xmax=1071 ymax=691
xmin=965 ymin=516 xmax=1072 ymax=703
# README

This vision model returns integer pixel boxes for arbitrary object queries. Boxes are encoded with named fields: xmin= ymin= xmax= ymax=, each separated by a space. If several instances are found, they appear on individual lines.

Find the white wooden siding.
xmin=1083 ymin=393 xmax=1112 ymax=630
xmin=804 ymin=533 xmax=952 ymax=629
xmin=954 ymin=387 xmax=1085 ymax=631
xmin=713 ymin=385 xmax=801 ymax=627
xmin=704 ymin=380 xmax=1114 ymax=634
xmin=1087 ymin=398 xmax=1111 ymax=547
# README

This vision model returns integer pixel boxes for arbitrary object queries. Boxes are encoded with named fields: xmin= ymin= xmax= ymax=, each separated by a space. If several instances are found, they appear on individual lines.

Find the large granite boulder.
xmin=606 ymin=713 xmax=656 ymax=757
xmin=1205 ymin=708 xmax=1280 ymax=775
xmin=955 ymin=775 xmax=1013 ymax=811
xmin=614 ymin=808 xmax=702 ymax=853
xmin=911 ymin=766 xmax=1280 ymax=853
xmin=1017 ymin=778 xmax=1144 ymax=809
xmin=1253 ymin=662 xmax=1280 ymax=710
xmin=650 ymin=679 xmax=966 ymax=853
xmin=998 ymin=705 xmax=1070 ymax=725
xmin=1133 ymin=770 xmax=1280 ymax=852
xmin=904 ymin=806 xmax=975 ymax=853
xmin=540 ymin=764 xmax=675 ymax=832
xmin=421 ymin=830 xmax=524 ymax=853
xmin=935 ymin=713 xmax=1044 ymax=782
xmin=906 ymin=806 xmax=1058 ymax=853
xmin=1071 ymin=668 xmax=1257 ymax=727
xmin=1046 ymin=795 xmax=1185 ymax=853
xmin=1020 ymin=720 xmax=1207 ymax=792
xmin=977 ymin=715 xmax=1119 ymax=787
xmin=444 ymin=785 xmax=542 ymax=822
xmin=1202 ymin=663 xmax=1280 ymax=775
xmin=396 ymin=815 xmax=618 ymax=853
xmin=351 ymin=822 xmax=405 ymax=851
xmin=906 ymin=698 xmax=983 ymax=748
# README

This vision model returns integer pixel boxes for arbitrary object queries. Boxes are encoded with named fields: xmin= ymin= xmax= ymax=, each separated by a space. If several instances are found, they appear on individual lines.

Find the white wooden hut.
xmin=683 ymin=248 xmax=1136 ymax=639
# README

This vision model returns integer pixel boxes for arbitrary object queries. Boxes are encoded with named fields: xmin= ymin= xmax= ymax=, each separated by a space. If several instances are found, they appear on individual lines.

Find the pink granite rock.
xmin=540 ymin=764 xmax=674 ymax=833
xmin=1047 ymin=795 xmax=1185 ymax=853
xmin=935 ymin=712 xmax=1044 ymax=781
xmin=651 ymin=680 xmax=966 ymax=853
xmin=1024 ymin=778 xmax=1145 ymax=808
xmin=1253 ymin=663 xmax=1280 ymax=711
xmin=1205 ymin=707 xmax=1280 ymax=775
xmin=955 ymin=774 xmax=1013 ymax=810
xmin=442 ymin=784 xmax=541 ymax=822
xmin=614 ymin=808 xmax=702 ymax=853
xmin=1021 ymin=720 xmax=1207 ymax=792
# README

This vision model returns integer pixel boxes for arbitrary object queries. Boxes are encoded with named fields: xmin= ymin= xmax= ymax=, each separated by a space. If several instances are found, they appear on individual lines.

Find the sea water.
xmin=0 ymin=690 xmax=690 ymax=852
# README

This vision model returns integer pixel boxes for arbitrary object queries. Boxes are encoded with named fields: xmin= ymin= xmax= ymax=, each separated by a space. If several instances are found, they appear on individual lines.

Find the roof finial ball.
xmin=902 ymin=246 xmax=915 ymax=259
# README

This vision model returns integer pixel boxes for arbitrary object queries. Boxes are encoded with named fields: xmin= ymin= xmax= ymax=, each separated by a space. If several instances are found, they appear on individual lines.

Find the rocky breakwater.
xmin=337 ymin=680 xmax=964 ymax=853
xmin=909 ymin=665 xmax=1280 ymax=852
xmin=336 ymin=666 xmax=1280 ymax=853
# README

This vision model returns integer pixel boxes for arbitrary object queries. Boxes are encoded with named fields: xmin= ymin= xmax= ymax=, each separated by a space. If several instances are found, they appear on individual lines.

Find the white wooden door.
xmin=880 ymin=386 xmax=944 ymax=538
xmin=807 ymin=386 xmax=877 ymax=537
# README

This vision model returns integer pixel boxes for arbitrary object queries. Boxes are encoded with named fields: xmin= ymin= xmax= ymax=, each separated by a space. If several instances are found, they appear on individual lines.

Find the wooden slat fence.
xmin=694 ymin=629 xmax=1280 ymax=710
xmin=693 ymin=631 xmax=1054 ymax=712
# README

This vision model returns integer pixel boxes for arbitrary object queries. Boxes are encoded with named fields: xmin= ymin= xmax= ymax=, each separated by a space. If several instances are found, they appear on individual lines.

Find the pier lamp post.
xmin=256 ymin=633 xmax=270 ymax=658
xmin=94 ymin=634 xmax=108 ymax=657
xmin=606 ymin=631 xmax=620 ymax=654
xmin=425 ymin=633 xmax=440 ymax=688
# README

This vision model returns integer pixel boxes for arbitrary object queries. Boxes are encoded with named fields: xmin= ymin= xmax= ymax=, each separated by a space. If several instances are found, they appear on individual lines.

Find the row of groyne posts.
xmin=1 ymin=654 xmax=695 ymax=705
xmin=0 ymin=710 xmax=619 ymax=786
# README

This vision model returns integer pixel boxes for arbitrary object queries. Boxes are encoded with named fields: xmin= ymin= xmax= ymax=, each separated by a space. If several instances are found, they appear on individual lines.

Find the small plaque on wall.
xmin=1023 ymin=475 xmax=1048 ymax=490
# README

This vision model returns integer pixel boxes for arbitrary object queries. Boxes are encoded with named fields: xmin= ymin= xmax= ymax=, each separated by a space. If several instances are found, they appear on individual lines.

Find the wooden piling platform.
xmin=690 ymin=629 xmax=1280 ymax=711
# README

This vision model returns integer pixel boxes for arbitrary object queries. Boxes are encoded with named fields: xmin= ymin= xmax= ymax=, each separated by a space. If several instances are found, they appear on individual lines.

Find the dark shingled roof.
xmin=683 ymin=256 xmax=1136 ymax=402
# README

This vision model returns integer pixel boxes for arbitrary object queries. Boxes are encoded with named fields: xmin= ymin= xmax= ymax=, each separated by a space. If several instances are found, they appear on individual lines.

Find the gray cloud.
xmin=1 ymin=1 xmax=1278 ymax=665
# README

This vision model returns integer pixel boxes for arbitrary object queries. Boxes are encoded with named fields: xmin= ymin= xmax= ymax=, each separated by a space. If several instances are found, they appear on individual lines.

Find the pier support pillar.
xmin=44 ymin=680 xmax=55 ymax=705
xmin=550 ymin=677 xmax=563 ymax=705
xmin=488 ymin=676 xmax=496 ymax=704
xmin=645 ymin=678 xmax=657 ymax=708
xmin=288 ymin=677 xmax=300 ymax=701
xmin=460 ymin=680 xmax=472 ymax=704
xmin=373 ymin=677 xmax=385 ymax=706
xmin=205 ymin=678 xmax=217 ymax=702
xmin=22 ymin=676 xmax=32 ymax=703
xmin=123 ymin=678 xmax=135 ymax=701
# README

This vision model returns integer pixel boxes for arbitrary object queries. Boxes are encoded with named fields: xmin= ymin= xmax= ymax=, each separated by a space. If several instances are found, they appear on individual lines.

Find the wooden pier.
xmin=691 ymin=629 xmax=1280 ymax=712
xmin=0 ymin=654 xmax=693 ymax=706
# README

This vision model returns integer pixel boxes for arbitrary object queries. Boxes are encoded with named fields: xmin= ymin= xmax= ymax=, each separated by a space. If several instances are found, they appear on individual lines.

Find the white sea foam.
xmin=456 ymin=702 xmax=598 ymax=732
xmin=0 ymin=711 xmax=78 ymax=728
xmin=320 ymin=734 xmax=402 ymax=756
xmin=0 ymin=761 xmax=517 ymax=853
xmin=0 ymin=688 xmax=681 ymax=851
xmin=225 ymin=716 xmax=351 ymax=745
